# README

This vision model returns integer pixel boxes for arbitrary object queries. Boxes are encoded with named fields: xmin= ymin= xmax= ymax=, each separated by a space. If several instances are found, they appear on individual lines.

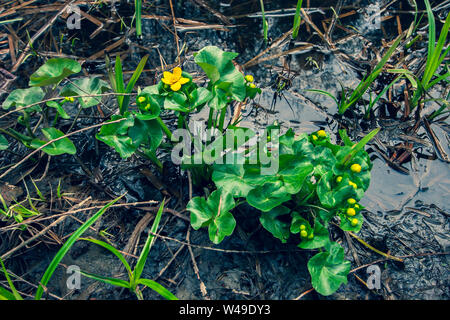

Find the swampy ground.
xmin=0 ymin=0 xmax=449 ymax=300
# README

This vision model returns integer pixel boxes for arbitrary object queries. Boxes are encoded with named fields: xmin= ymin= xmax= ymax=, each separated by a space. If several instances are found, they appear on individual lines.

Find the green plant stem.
xmin=207 ymin=108 xmax=214 ymax=129
xmin=218 ymin=107 xmax=227 ymax=132
xmin=135 ymin=0 xmax=142 ymax=37
xmin=347 ymin=231 xmax=403 ymax=262
xmin=156 ymin=117 xmax=172 ymax=141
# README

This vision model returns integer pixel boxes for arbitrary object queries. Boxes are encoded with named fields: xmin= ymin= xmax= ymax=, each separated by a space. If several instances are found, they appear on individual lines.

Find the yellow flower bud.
xmin=336 ymin=176 xmax=343 ymax=183
xmin=354 ymin=204 xmax=360 ymax=209
xmin=350 ymin=163 xmax=362 ymax=173
xmin=312 ymin=135 xmax=318 ymax=141
xmin=144 ymin=103 xmax=151 ymax=110
xmin=245 ymin=74 xmax=254 ymax=82
xmin=351 ymin=218 xmax=359 ymax=226
xmin=249 ymin=83 xmax=256 ymax=89
xmin=317 ymin=130 xmax=327 ymax=138
xmin=349 ymin=181 xmax=357 ymax=189
xmin=300 ymin=230 xmax=308 ymax=238
xmin=347 ymin=198 xmax=356 ymax=205
xmin=308 ymin=233 xmax=314 ymax=239
xmin=346 ymin=208 xmax=356 ymax=216
xmin=300 ymin=225 xmax=306 ymax=230
xmin=138 ymin=96 xmax=146 ymax=103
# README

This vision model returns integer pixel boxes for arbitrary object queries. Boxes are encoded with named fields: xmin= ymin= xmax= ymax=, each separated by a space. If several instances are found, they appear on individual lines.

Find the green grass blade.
xmin=0 ymin=258 xmax=23 ymax=300
xmin=306 ymin=89 xmax=339 ymax=106
xmin=80 ymin=270 xmax=130 ymax=288
xmin=422 ymin=0 xmax=436 ymax=85
xmin=79 ymin=238 xmax=133 ymax=279
xmin=259 ymin=0 xmax=268 ymax=43
xmin=138 ymin=278 xmax=178 ymax=300
xmin=342 ymin=35 xmax=402 ymax=113
xmin=338 ymin=129 xmax=355 ymax=147
xmin=135 ymin=0 xmax=142 ymax=37
xmin=292 ymin=0 xmax=303 ymax=39
xmin=115 ymin=55 xmax=125 ymax=111
xmin=341 ymin=128 xmax=380 ymax=166
xmin=133 ymin=199 xmax=165 ymax=282
xmin=35 ymin=195 xmax=123 ymax=300
xmin=122 ymin=54 xmax=149 ymax=113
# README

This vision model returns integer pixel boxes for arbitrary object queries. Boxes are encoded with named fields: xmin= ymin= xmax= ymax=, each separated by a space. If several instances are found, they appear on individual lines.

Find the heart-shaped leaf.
xmin=212 ymin=163 xmax=255 ymax=198
xmin=247 ymin=181 xmax=291 ymax=212
xmin=61 ymin=77 xmax=110 ymax=108
xmin=307 ymin=242 xmax=351 ymax=296
xmin=29 ymin=58 xmax=81 ymax=87
xmin=31 ymin=127 xmax=76 ymax=155
xmin=2 ymin=87 xmax=44 ymax=111
xmin=259 ymin=206 xmax=291 ymax=243
xmin=96 ymin=114 xmax=136 ymax=159
xmin=187 ymin=189 xmax=236 ymax=244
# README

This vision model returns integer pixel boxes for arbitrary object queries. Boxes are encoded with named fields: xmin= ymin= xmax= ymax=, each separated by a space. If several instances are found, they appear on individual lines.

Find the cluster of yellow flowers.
xmin=300 ymin=224 xmax=314 ymax=240
xmin=63 ymin=96 xmax=75 ymax=103
xmin=137 ymin=95 xmax=152 ymax=111
xmin=311 ymin=129 xmax=327 ymax=141
xmin=245 ymin=74 xmax=256 ymax=88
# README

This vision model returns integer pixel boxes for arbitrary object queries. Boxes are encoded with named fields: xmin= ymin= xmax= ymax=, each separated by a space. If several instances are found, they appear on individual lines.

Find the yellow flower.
xmin=347 ymin=198 xmax=356 ymax=205
xmin=317 ymin=130 xmax=327 ymax=138
xmin=300 ymin=230 xmax=308 ymax=238
xmin=245 ymin=74 xmax=254 ymax=82
xmin=162 ymin=67 xmax=190 ymax=91
xmin=308 ymin=233 xmax=314 ymax=239
xmin=350 ymin=163 xmax=362 ymax=173
xmin=249 ymin=83 xmax=256 ymax=89
xmin=300 ymin=225 xmax=306 ymax=230
xmin=312 ymin=135 xmax=318 ymax=141
xmin=346 ymin=208 xmax=356 ymax=216
xmin=348 ymin=181 xmax=357 ymax=189
xmin=336 ymin=176 xmax=343 ymax=183
xmin=351 ymin=218 xmax=359 ymax=226
xmin=354 ymin=204 xmax=360 ymax=209
xmin=138 ymin=96 xmax=146 ymax=103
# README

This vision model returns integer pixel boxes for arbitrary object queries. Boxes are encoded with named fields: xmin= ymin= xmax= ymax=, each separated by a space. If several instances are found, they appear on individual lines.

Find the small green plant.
xmin=0 ymin=258 xmax=23 ymax=300
xmin=77 ymin=200 xmax=178 ymax=300
xmin=308 ymin=36 xmax=403 ymax=114
xmin=187 ymin=127 xmax=380 ymax=296
xmin=410 ymin=0 xmax=450 ymax=109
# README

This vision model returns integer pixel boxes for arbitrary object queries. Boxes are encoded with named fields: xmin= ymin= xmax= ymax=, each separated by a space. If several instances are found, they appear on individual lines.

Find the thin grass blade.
xmin=35 ymin=195 xmax=123 ymax=300
xmin=137 ymin=278 xmax=178 ymax=300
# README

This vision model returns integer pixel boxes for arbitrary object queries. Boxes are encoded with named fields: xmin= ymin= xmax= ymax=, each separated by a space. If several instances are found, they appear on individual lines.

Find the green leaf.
xmin=191 ymin=87 xmax=213 ymax=108
xmin=164 ymin=92 xmax=188 ymax=112
xmin=29 ymin=58 xmax=81 ymax=87
xmin=46 ymin=101 xmax=70 ymax=119
xmin=278 ymin=155 xmax=314 ymax=194
xmin=212 ymin=163 xmax=255 ymax=198
xmin=317 ymin=172 xmax=358 ymax=208
xmin=247 ymin=181 xmax=291 ymax=212
xmin=187 ymin=189 xmax=236 ymax=244
xmin=31 ymin=127 xmax=76 ymax=156
xmin=133 ymin=200 xmax=165 ymax=282
xmin=61 ymin=77 xmax=110 ymax=108
xmin=137 ymin=278 xmax=178 ymax=300
xmin=194 ymin=46 xmax=246 ymax=102
xmin=79 ymin=238 xmax=132 ymax=278
xmin=80 ymin=270 xmax=130 ymax=288
xmin=259 ymin=206 xmax=290 ymax=243
xmin=0 ymin=258 xmax=23 ymax=300
xmin=0 ymin=135 xmax=9 ymax=151
xmin=339 ymin=212 xmax=364 ymax=232
xmin=96 ymin=114 xmax=136 ymax=159
xmin=307 ymin=242 xmax=351 ymax=296
xmin=35 ymin=195 xmax=123 ymax=300
xmin=2 ymin=87 xmax=44 ymax=111
xmin=298 ymin=220 xmax=330 ymax=249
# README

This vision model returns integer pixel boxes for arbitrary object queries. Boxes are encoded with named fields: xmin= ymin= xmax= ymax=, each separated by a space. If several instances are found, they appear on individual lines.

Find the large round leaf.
xmin=259 ymin=206 xmax=291 ymax=243
xmin=29 ymin=58 xmax=81 ymax=87
xmin=30 ymin=127 xmax=76 ymax=155
xmin=247 ymin=181 xmax=291 ymax=212
xmin=2 ymin=87 xmax=44 ymax=111
xmin=212 ymin=163 xmax=255 ymax=198
xmin=61 ymin=77 xmax=110 ymax=108
xmin=307 ymin=242 xmax=351 ymax=296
